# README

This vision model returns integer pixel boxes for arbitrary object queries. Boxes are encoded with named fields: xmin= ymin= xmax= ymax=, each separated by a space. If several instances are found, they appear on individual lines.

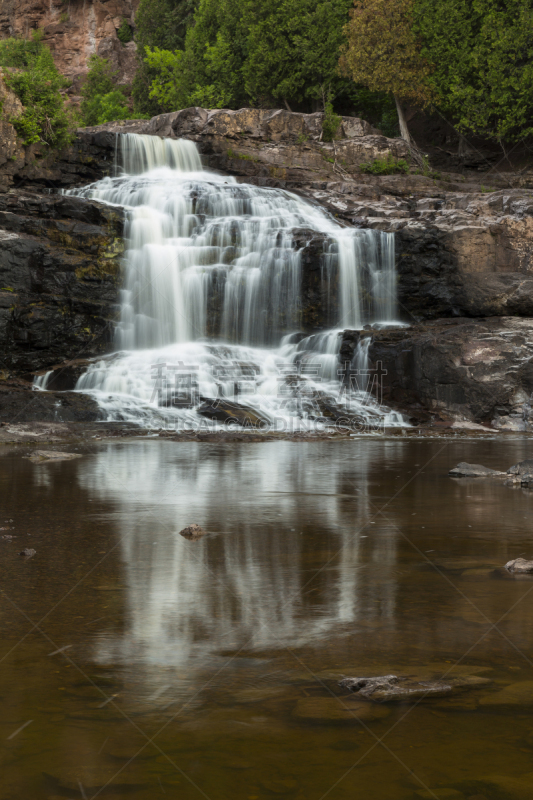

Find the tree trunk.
xmin=283 ymin=98 xmax=292 ymax=113
xmin=394 ymin=94 xmax=411 ymax=143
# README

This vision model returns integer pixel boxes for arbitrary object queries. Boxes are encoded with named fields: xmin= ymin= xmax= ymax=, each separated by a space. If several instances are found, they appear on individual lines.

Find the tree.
xmin=339 ymin=0 xmax=434 ymax=143
xmin=414 ymin=0 xmax=533 ymax=145
xmin=81 ymin=55 xmax=130 ymax=126
xmin=243 ymin=0 xmax=354 ymax=110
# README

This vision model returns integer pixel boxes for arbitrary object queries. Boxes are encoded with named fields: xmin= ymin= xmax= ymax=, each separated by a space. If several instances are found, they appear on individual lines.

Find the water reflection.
xmin=77 ymin=441 xmax=400 ymax=669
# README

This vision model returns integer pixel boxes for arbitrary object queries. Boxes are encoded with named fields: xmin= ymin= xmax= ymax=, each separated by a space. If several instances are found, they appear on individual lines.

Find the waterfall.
xmin=43 ymin=134 xmax=406 ymax=430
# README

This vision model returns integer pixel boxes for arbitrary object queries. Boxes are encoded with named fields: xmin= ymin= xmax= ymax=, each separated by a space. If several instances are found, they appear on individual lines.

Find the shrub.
xmin=0 ymin=31 xmax=75 ymax=147
xmin=81 ymin=55 xmax=130 ymax=125
xmin=117 ymin=19 xmax=133 ymax=44
xmin=321 ymin=100 xmax=342 ymax=142
xmin=359 ymin=153 xmax=410 ymax=175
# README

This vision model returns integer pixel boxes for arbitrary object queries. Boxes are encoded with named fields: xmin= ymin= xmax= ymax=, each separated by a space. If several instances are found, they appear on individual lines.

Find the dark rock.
xmin=0 ymin=390 xmax=102 ymax=422
xmin=449 ymin=462 xmax=505 ymax=478
xmin=339 ymin=675 xmax=453 ymax=702
xmin=179 ymin=524 xmax=207 ymax=541
xmin=198 ymin=398 xmax=272 ymax=428
xmin=505 ymin=558 xmax=533 ymax=574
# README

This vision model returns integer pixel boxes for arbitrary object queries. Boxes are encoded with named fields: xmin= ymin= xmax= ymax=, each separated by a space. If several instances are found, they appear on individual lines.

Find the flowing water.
xmin=3 ymin=437 xmax=533 ymax=800
xmin=35 ymin=134 xmax=404 ymax=430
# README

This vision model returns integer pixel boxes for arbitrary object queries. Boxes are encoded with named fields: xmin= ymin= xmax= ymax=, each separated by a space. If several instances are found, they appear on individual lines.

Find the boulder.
xmin=179 ymin=524 xmax=207 ymax=541
xmin=198 ymin=398 xmax=272 ymax=428
xmin=505 ymin=558 xmax=533 ymax=574
xmin=449 ymin=462 xmax=505 ymax=478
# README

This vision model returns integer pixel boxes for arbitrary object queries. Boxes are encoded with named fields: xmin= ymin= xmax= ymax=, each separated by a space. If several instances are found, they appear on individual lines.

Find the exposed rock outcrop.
xmin=0 ymin=0 xmax=139 ymax=88
xmin=0 ymin=189 xmax=123 ymax=378
xmin=340 ymin=317 xmax=533 ymax=429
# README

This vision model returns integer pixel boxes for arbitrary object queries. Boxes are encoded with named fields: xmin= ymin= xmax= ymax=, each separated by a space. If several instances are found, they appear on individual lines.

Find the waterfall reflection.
xmin=78 ymin=442 xmax=400 ymax=670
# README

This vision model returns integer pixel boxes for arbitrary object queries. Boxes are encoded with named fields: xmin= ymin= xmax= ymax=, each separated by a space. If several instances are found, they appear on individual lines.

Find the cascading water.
xmin=42 ymin=133 xmax=406 ymax=430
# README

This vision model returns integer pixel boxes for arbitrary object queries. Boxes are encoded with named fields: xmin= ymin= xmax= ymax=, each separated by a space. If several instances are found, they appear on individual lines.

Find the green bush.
xmin=81 ymin=55 xmax=130 ymax=125
xmin=117 ymin=19 xmax=133 ymax=44
xmin=0 ymin=31 xmax=75 ymax=147
xmin=322 ymin=100 xmax=342 ymax=142
xmin=359 ymin=154 xmax=410 ymax=175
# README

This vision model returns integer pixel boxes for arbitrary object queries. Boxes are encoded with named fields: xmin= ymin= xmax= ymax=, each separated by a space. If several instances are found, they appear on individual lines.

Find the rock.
xmin=505 ymin=558 xmax=533 ymax=573
xmin=339 ymin=675 xmax=453 ymax=702
xmin=449 ymin=462 xmax=505 ymax=478
xmin=18 ymin=548 xmax=35 ymax=557
xmin=179 ymin=524 xmax=207 ymax=541
xmin=198 ymin=398 xmax=272 ymax=428
xmin=292 ymin=697 xmax=390 ymax=723
xmin=27 ymin=450 xmax=83 ymax=462
xmin=479 ymin=681 xmax=533 ymax=706
xmin=358 ymin=317 xmax=533 ymax=429
xmin=506 ymin=459 xmax=533 ymax=487
xmin=0 ymin=390 xmax=102 ymax=424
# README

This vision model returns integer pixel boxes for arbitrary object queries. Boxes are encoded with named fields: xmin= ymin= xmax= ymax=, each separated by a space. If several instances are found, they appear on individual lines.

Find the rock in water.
xmin=339 ymin=675 xmax=452 ymax=702
xmin=27 ymin=451 xmax=83 ymax=463
xmin=292 ymin=697 xmax=390 ymax=723
xmin=179 ymin=524 xmax=207 ymax=541
xmin=197 ymin=399 xmax=271 ymax=429
xmin=448 ymin=462 xmax=505 ymax=478
xmin=18 ymin=548 xmax=36 ymax=558
xmin=505 ymin=557 xmax=533 ymax=573
xmin=506 ymin=459 xmax=533 ymax=486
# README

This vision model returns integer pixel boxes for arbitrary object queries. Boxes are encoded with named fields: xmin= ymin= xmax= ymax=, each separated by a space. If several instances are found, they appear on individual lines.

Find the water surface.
xmin=2 ymin=438 xmax=533 ymax=799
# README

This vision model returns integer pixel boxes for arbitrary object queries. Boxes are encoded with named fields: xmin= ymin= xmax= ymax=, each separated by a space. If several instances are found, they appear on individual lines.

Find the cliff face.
xmin=0 ymin=0 xmax=139 ymax=92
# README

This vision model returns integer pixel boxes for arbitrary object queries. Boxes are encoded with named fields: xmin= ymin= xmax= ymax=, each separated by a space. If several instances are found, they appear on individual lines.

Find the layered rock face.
xmin=0 ymin=191 xmax=123 ymax=377
xmin=0 ymin=0 xmax=139 ymax=92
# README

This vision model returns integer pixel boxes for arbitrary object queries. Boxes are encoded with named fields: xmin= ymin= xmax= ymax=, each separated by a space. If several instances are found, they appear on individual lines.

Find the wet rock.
xmin=505 ymin=558 xmax=533 ymax=573
xmin=449 ymin=462 xmax=505 ymax=478
xmin=506 ymin=459 xmax=533 ymax=487
xmin=0 ymin=391 xmax=102 ymax=424
xmin=18 ymin=548 xmax=35 ymax=557
xmin=479 ymin=681 xmax=533 ymax=706
xmin=27 ymin=450 xmax=83 ymax=462
xmin=292 ymin=697 xmax=390 ymax=723
xmin=179 ymin=524 xmax=207 ymax=541
xmin=198 ymin=398 xmax=272 ymax=428
xmin=339 ymin=675 xmax=453 ymax=702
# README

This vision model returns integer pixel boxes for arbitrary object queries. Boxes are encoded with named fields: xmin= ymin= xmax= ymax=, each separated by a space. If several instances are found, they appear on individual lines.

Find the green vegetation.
xmin=359 ymin=154 xmax=410 ymax=174
xmin=81 ymin=55 xmax=130 ymax=126
xmin=321 ymin=99 xmax=342 ymax=141
xmin=117 ymin=19 xmax=133 ymax=44
xmin=0 ymin=31 xmax=74 ymax=147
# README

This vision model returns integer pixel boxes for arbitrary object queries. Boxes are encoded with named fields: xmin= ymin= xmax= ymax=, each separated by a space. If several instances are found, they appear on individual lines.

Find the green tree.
xmin=414 ymin=0 xmax=533 ymax=144
xmin=81 ymin=55 xmax=130 ymax=126
xmin=133 ymin=0 xmax=198 ymax=115
xmin=243 ymin=0 xmax=354 ymax=110
xmin=0 ymin=31 xmax=74 ymax=147
xmin=339 ymin=0 xmax=434 ymax=142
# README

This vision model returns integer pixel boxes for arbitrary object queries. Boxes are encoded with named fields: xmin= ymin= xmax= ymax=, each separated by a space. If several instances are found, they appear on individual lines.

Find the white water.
xmin=45 ymin=134 xmax=406 ymax=431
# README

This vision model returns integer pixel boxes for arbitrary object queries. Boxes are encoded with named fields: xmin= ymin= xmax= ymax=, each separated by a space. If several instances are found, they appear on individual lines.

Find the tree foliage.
xmin=81 ymin=55 xmax=130 ymax=126
xmin=414 ymin=0 xmax=533 ymax=143
xmin=0 ymin=31 xmax=74 ymax=147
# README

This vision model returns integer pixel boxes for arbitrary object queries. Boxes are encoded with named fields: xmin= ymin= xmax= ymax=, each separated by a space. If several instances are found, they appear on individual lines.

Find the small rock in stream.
xmin=448 ymin=462 xmax=505 ymax=478
xmin=26 ymin=450 xmax=83 ymax=463
xmin=179 ymin=524 xmax=207 ymax=541
xmin=18 ymin=548 xmax=36 ymax=558
xmin=339 ymin=674 xmax=453 ymax=701
xmin=505 ymin=458 xmax=533 ymax=487
xmin=505 ymin=557 xmax=533 ymax=573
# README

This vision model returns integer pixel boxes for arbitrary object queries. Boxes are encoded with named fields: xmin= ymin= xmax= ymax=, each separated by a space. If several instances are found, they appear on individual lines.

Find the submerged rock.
xmin=479 ymin=681 xmax=533 ymax=706
xmin=292 ymin=697 xmax=390 ymax=723
xmin=339 ymin=673 xmax=490 ymax=702
xmin=27 ymin=450 xmax=83 ymax=463
xmin=18 ymin=548 xmax=36 ymax=558
xmin=179 ymin=524 xmax=207 ymax=541
xmin=449 ymin=462 xmax=505 ymax=478
xmin=339 ymin=675 xmax=452 ymax=702
xmin=505 ymin=557 xmax=533 ymax=573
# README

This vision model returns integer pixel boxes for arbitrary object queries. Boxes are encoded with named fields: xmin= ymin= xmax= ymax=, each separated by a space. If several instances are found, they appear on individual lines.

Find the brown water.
xmin=2 ymin=438 xmax=533 ymax=800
